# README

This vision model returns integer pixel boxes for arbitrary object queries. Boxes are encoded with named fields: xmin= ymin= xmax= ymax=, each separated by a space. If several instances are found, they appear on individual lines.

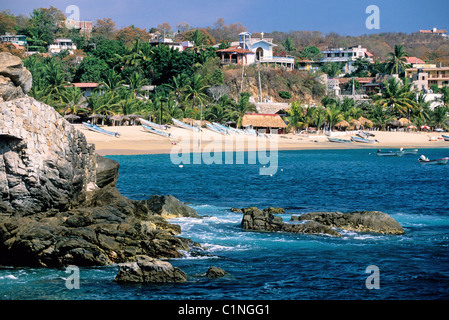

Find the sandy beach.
xmin=76 ymin=124 xmax=449 ymax=156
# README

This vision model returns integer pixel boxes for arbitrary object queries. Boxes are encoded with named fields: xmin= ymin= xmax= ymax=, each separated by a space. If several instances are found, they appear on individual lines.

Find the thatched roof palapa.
xmin=242 ymin=114 xmax=287 ymax=128
xmin=398 ymin=118 xmax=411 ymax=127
xmin=358 ymin=116 xmax=373 ymax=128
xmin=335 ymin=120 xmax=350 ymax=128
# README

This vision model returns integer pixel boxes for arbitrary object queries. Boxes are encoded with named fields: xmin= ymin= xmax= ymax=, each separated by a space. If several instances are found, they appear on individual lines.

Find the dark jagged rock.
xmin=295 ymin=211 xmax=404 ymax=235
xmin=0 ymin=71 xmax=200 ymax=268
xmin=241 ymin=207 xmax=341 ymax=237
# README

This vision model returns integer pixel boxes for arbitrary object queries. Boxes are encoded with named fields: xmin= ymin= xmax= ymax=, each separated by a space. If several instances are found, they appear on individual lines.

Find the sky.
xmin=2 ymin=0 xmax=449 ymax=36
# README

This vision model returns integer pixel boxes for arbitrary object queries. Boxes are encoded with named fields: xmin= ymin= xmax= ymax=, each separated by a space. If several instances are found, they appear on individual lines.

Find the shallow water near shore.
xmin=1 ymin=148 xmax=449 ymax=299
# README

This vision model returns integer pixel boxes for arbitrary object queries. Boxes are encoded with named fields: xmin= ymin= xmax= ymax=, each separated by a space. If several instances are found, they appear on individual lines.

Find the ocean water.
xmin=1 ymin=148 xmax=449 ymax=300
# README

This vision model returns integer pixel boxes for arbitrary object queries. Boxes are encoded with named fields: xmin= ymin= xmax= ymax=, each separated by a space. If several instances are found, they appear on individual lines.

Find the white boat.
xmin=139 ymin=118 xmax=168 ymax=130
xmin=351 ymin=136 xmax=379 ymax=143
xmin=212 ymin=122 xmax=236 ymax=134
xmin=172 ymin=118 xmax=201 ymax=132
xmin=403 ymin=148 xmax=418 ymax=155
xmin=206 ymin=123 xmax=227 ymax=135
xmin=82 ymin=122 xmax=120 ymax=137
xmin=328 ymin=137 xmax=352 ymax=143
xmin=418 ymin=155 xmax=449 ymax=165
xmin=376 ymin=148 xmax=404 ymax=157
xmin=142 ymin=125 xmax=171 ymax=138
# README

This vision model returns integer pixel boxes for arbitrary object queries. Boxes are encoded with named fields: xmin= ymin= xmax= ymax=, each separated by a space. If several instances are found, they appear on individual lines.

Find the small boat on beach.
xmin=82 ymin=122 xmax=120 ymax=137
xmin=212 ymin=122 xmax=238 ymax=134
xmin=418 ymin=155 xmax=449 ymax=165
xmin=172 ymin=118 xmax=201 ymax=132
xmin=351 ymin=136 xmax=379 ymax=144
xmin=357 ymin=131 xmax=375 ymax=139
xmin=328 ymin=137 xmax=352 ymax=143
xmin=139 ymin=118 xmax=168 ymax=130
xmin=376 ymin=148 xmax=404 ymax=157
xmin=442 ymin=135 xmax=449 ymax=141
xmin=206 ymin=123 xmax=228 ymax=135
xmin=142 ymin=125 xmax=171 ymax=138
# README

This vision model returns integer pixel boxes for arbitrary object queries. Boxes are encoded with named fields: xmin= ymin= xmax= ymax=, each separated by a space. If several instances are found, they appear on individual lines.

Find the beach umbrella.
xmin=64 ymin=114 xmax=80 ymax=123
xmin=407 ymin=125 xmax=417 ymax=130
xmin=421 ymin=125 xmax=430 ymax=130
xmin=89 ymin=114 xmax=105 ymax=125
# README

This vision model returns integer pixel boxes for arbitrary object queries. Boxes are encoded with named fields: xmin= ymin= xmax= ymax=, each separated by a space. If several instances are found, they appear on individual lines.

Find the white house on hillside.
xmin=217 ymin=32 xmax=295 ymax=70
xmin=48 ymin=38 xmax=77 ymax=54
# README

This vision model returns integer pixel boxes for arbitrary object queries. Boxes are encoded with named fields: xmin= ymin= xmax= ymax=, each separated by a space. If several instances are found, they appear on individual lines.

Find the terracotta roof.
xmin=405 ymin=57 xmax=425 ymax=64
xmin=217 ymin=45 xmax=254 ymax=54
xmin=338 ymin=77 xmax=375 ymax=84
xmin=242 ymin=114 xmax=287 ymax=128
xmin=72 ymin=83 xmax=99 ymax=88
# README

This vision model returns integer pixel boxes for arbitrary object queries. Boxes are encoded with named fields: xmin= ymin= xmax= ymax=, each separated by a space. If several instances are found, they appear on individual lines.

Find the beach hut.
xmin=335 ymin=120 xmax=350 ymax=130
xmin=241 ymin=113 xmax=287 ymax=134
xmin=110 ymin=115 xmax=130 ymax=126
xmin=64 ymin=114 xmax=80 ymax=123
xmin=358 ymin=116 xmax=373 ymax=129
xmin=89 ymin=114 xmax=106 ymax=125
xmin=350 ymin=119 xmax=362 ymax=130
xmin=398 ymin=118 xmax=411 ymax=127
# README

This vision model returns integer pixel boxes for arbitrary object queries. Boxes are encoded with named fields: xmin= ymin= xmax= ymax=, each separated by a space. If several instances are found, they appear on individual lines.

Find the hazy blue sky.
xmin=2 ymin=0 xmax=449 ymax=35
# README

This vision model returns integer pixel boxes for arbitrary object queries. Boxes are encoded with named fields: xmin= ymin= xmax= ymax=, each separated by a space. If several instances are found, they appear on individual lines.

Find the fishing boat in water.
xmin=172 ymin=118 xmax=201 ymax=132
xmin=351 ymin=136 xmax=379 ymax=143
xmin=403 ymin=148 xmax=418 ymax=155
xmin=142 ymin=125 xmax=171 ymax=138
xmin=418 ymin=155 xmax=449 ymax=165
xmin=82 ymin=122 xmax=120 ymax=137
xmin=328 ymin=137 xmax=352 ymax=143
xmin=376 ymin=148 xmax=404 ymax=157
xmin=139 ymin=118 xmax=168 ymax=130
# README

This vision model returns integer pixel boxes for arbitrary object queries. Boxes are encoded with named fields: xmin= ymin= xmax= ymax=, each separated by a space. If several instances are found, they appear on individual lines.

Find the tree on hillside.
xmin=299 ymin=46 xmax=322 ymax=61
xmin=320 ymin=62 xmax=344 ymax=78
xmin=282 ymin=37 xmax=296 ymax=52
xmin=372 ymin=77 xmax=417 ymax=118
xmin=92 ymin=18 xmax=117 ymax=40
xmin=386 ymin=44 xmax=410 ymax=75
xmin=115 ymin=25 xmax=150 ymax=46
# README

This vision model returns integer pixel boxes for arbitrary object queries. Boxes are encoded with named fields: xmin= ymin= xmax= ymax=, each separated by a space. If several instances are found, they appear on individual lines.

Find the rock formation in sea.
xmin=292 ymin=211 xmax=404 ymax=235
xmin=0 ymin=52 xmax=200 ymax=270
xmin=241 ymin=207 xmax=342 ymax=237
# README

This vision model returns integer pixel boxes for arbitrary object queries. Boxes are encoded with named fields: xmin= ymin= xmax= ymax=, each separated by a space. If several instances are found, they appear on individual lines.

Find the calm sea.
xmin=1 ymin=148 xmax=449 ymax=300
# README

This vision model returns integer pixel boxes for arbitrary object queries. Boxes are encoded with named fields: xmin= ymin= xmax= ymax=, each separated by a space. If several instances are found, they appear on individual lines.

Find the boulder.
xmin=206 ymin=266 xmax=227 ymax=279
xmin=143 ymin=195 xmax=201 ymax=219
xmin=296 ymin=211 xmax=404 ymax=235
xmin=0 ymin=52 xmax=32 ymax=101
xmin=263 ymin=207 xmax=285 ymax=214
xmin=114 ymin=255 xmax=187 ymax=283
xmin=241 ymin=207 xmax=341 ymax=237
xmin=95 ymin=154 xmax=119 ymax=188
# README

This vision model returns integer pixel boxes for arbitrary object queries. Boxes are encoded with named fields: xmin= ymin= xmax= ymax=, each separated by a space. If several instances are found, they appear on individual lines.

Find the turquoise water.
xmin=1 ymin=149 xmax=449 ymax=300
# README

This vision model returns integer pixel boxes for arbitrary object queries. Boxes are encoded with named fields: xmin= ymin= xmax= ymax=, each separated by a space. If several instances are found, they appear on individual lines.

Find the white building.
xmin=320 ymin=45 xmax=374 ymax=74
xmin=217 ymin=32 xmax=295 ymax=70
xmin=150 ymin=38 xmax=194 ymax=52
xmin=48 ymin=38 xmax=77 ymax=54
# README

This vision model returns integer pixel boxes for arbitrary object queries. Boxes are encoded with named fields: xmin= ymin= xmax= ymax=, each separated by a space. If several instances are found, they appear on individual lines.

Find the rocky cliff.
xmin=0 ymin=52 xmax=200 ymax=268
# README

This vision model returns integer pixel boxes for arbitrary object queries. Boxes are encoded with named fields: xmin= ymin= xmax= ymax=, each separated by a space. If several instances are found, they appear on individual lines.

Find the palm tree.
xmin=386 ymin=44 xmax=409 ymax=75
xmin=313 ymin=106 xmax=327 ymax=133
xmin=230 ymin=92 xmax=257 ymax=128
xmin=286 ymin=101 xmax=303 ymax=132
xmin=187 ymin=29 xmax=207 ymax=54
xmin=183 ymin=74 xmax=210 ymax=121
xmin=59 ymin=86 xmax=86 ymax=116
xmin=126 ymin=72 xmax=149 ymax=96
xmin=431 ymin=106 xmax=449 ymax=129
xmin=320 ymin=62 xmax=343 ymax=78
xmin=368 ymin=104 xmax=394 ymax=130
xmin=325 ymin=104 xmax=343 ymax=131
xmin=372 ymin=77 xmax=417 ymax=118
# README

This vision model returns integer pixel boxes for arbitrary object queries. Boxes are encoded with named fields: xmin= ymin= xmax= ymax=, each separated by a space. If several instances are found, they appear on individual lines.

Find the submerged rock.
xmin=206 ymin=266 xmax=227 ymax=279
xmin=241 ymin=207 xmax=341 ymax=237
xmin=114 ymin=255 xmax=187 ymax=283
xmin=295 ymin=211 xmax=404 ymax=235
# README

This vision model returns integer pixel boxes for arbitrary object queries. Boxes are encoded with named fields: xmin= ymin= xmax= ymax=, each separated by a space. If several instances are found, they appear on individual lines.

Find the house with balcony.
xmin=405 ymin=66 xmax=449 ymax=90
xmin=48 ymin=38 xmax=77 ymax=54
xmin=217 ymin=32 xmax=295 ymax=70
xmin=0 ymin=33 xmax=27 ymax=49
xmin=320 ymin=45 xmax=374 ymax=74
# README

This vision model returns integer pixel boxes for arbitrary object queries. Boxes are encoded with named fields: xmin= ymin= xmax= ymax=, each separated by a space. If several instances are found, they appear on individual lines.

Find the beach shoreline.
xmin=76 ymin=124 xmax=449 ymax=156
